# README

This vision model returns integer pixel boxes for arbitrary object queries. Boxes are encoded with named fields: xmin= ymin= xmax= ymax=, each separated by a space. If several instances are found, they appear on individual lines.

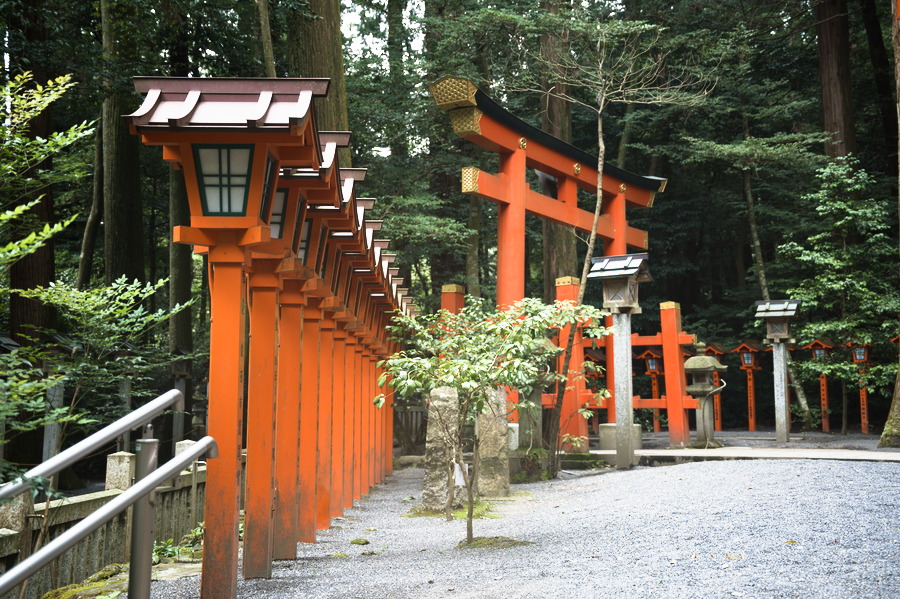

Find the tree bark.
xmin=465 ymin=196 xmax=482 ymax=298
xmin=387 ymin=0 xmax=408 ymax=158
xmin=287 ymin=0 xmax=351 ymax=164
xmin=858 ymin=0 xmax=897 ymax=175
xmin=540 ymin=0 xmax=577 ymax=305
xmin=815 ymin=0 xmax=856 ymax=158
xmin=77 ymin=121 xmax=103 ymax=290
xmin=101 ymin=0 xmax=145 ymax=285
xmin=256 ymin=0 xmax=277 ymax=77
xmin=7 ymin=0 xmax=56 ymax=344
xmin=879 ymin=3 xmax=900 ymax=448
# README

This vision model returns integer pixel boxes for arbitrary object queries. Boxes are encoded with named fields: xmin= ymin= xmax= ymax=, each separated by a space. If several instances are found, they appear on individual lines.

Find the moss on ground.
xmin=405 ymin=500 xmax=498 ymax=520
xmin=455 ymin=536 xmax=535 ymax=549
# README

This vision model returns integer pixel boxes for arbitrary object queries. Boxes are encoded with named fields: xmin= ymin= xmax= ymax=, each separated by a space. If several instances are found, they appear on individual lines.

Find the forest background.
xmin=2 ymin=0 xmax=899 ymax=469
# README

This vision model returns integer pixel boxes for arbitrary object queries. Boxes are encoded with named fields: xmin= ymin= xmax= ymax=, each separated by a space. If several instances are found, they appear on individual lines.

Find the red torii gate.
xmin=126 ymin=77 xmax=408 ymax=599
xmin=430 ymin=78 xmax=711 ymax=447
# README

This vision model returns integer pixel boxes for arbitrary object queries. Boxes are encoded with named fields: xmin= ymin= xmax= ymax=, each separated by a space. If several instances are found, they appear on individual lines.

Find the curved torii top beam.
xmin=430 ymin=76 xmax=666 ymax=207
xmin=430 ymin=76 xmax=667 ymax=307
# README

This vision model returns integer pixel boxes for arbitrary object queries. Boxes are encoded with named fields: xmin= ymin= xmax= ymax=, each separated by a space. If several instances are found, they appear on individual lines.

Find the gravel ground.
xmin=148 ymin=459 xmax=900 ymax=599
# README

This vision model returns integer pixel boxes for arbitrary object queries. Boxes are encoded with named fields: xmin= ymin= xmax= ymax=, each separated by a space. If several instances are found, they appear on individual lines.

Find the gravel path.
xmin=151 ymin=460 xmax=900 ymax=599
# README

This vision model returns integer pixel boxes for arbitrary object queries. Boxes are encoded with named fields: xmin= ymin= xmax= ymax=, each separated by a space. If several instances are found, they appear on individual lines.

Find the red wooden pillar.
xmin=330 ymin=326 xmax=348 ymax=518
xmin=316 ymin=318 xmax=336 ymax=529
xmin=272 ymin=280 xmax=304 ymax=560
xmin=200 ymin=256 xmax=246 ymax=599
xmin=368 ymin=351 xmax=379 ymax=484
xmin=354 ymin=342 xmax=365 ymax=499
xmin=441 ymin=284 xmax=465 ymax=313
xmin=342 ymin=334 xmax=357 ymax=509
xmin=496 ymin=147 xmax=526 ymax=308
xmin=650 ymin=373 xmax=661 ymax=432
xmin=298 ymin=302 xmax=321 ymax=543
xmin=363 ymin=351 xmax=374 ymax=491
xmin=819 ymin=373 xmax=830 ymax=432
xmin=382 ymin=363 xmax=394 ymax=477
xmin=660 ymin=302 xmax=690 ymax=446
xmin=243 ymin=261 xmax=280 ymax=579
xmin=556 ymin=276 xmax=588 ymax=449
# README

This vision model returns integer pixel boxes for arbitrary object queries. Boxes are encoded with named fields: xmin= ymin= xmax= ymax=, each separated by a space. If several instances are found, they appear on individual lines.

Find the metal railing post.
xmin=128 ymin=431 xmax=158 ymax=599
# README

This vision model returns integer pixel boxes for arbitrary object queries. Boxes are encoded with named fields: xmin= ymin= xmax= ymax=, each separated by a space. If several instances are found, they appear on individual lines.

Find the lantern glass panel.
xmin=646 ymin=357 xmax=658 ymax=372
xmin=269 ymin=189 xmax=287 ymax=239
xmin=195 ymin=145 xmax=253 ymax=216
xmin=296 ymin=218 xmax=312 ymax=261
xmin=741 ymin=352 xmax=754 ymax=366
xmin=853 ymin=347 xmax=867 ymax=362
xmin=813 ymin=348 xmax=826 ymax=359
xmin=258 ymin=154 xmax=278 ymax=222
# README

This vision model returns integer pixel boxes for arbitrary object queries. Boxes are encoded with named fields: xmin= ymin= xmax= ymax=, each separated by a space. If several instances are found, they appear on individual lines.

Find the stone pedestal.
xmin=106 ymin=451 xmax=135 ymax=491
xmin=696 ymin=397 xmax=715 ymax=444
xmin=422 ymin=387 xmax=462 ymax=511
xmin=598 ymin=423 xmax=641 ymax=464
xmin=476 ymin=387 xmax=510 ymax=498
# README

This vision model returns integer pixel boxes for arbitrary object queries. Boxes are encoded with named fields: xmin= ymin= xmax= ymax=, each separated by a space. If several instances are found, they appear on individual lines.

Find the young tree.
xmin=379 ymin=296 xmax=607 ymax=543
xmin=485 ymin=7 xmax=711 ymax=471
xmin=779 ymin=157 xmax=899 ymax=432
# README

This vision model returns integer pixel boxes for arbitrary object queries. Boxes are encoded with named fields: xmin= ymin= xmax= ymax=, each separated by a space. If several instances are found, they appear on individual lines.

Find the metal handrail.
xmin=0 ymin=435 xmax=218 ymax=597
xmin=0 ymin=389 xmax=184 ymax=500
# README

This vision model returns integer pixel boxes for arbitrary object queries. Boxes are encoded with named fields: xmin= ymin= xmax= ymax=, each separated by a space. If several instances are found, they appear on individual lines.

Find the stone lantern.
xmin=587 ymin=253 xmax=650 ymax=469
xmin=683 ymin=342 xmax=727 ymax=445
xmin=754 ymin=299 xmax=800 ymax=443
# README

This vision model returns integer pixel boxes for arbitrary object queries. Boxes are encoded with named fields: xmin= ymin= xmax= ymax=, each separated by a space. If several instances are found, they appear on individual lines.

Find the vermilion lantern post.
xmin=802 ymin=339 xmax=833 ymax=432
xmin=847 ymin=342 xmax=872 ymax=434
xmin=636 ymin=348 xmax=663 ymax=432
xmin=704 ymin=342 xmax=728 ymax=431
xmin=731 ymin=341 xmax=763 ymax=431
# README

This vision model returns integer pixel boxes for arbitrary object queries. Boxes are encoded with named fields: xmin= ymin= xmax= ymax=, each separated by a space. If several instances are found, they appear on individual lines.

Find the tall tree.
xmin=879 ymin=4 xmax=900 ymax=448
xmin=539 ymin=0 xmax=577 ymax=304
xmin=4 ymin=0 xmax=57 ymax=343
xmin=815 ymin=0 xmax=856 ymax=157
xmin=287 ymin=0 xmax=351 ymax=150
xmin=101 ymin=0 xmax=145 ymax=284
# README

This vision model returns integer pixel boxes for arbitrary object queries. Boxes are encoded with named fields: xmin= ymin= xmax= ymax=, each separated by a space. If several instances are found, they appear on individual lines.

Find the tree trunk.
xmin=540 ymin=0 xmax=577 ymax=305
xmin=287 ymin=0 xmax=351 ymax=165
xmin=387 ymin=0 xmax=408 ymax=158
xmin=7 ymin=0 xmax=56 ymax=344
xmin=101 ymin=0 xmax=145 ymax=285
xmin=465 ymin=197 xmax=482 ymax=298
xmin=858 ymin=0 xmax=897 ymax=176
xmin=256 ymin=0 xmax=277 ymax=77
xmin=880 ymin=3 xmax=900 ymax=448
xmin=815 ymin=0 xmax=856 ymax=158
xmin=549 ymin=105 xmax=607 ymax=477
xmin=77 ymin=121 xmax=103 ymax=290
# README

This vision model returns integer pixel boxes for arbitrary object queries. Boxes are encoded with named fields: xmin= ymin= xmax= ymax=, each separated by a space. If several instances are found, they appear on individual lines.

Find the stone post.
xmin=422 ymin=387 xmax=462 ymax=511
xmin=476 ymin=387 xmax=510 ymax=497
xmin=106 ymin=451 xmax=136 ymax=491
xmin=773 ymin=342 xmax=790 ymax=443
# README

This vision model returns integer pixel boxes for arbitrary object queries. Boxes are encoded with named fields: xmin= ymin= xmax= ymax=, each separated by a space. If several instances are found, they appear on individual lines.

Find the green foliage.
xmin=379 ymin=296 xmax=608 ymax=416
xmin=1 ymin=278 xmax=192 ymax=462
xmin=0 ymin=72 xmax=93 ymax=211
xmin=779 ymin=157 xmax=899 ymax=392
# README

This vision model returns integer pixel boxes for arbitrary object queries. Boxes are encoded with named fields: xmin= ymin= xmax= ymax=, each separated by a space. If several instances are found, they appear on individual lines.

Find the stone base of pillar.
xmin=597 ymin=423 xmax=642 ymax=453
